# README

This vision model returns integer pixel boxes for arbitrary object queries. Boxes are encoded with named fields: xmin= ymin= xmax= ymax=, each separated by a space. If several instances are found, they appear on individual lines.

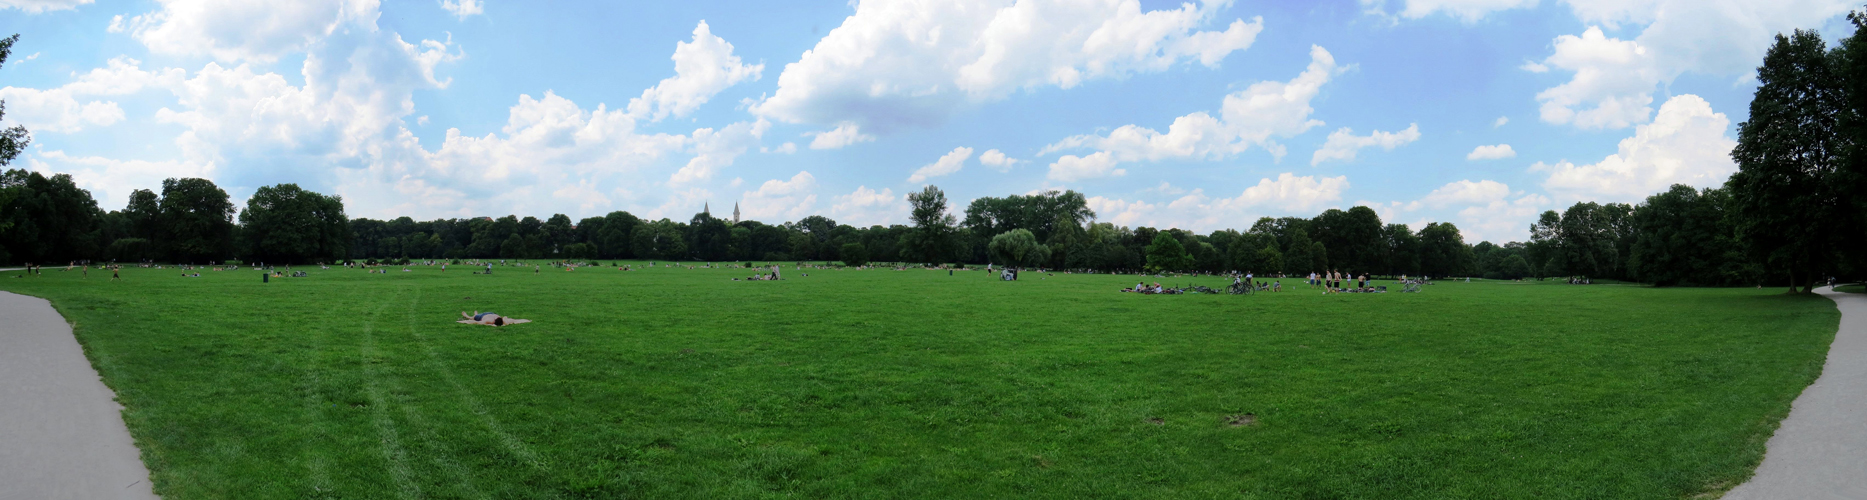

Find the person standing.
xmin=111 ymin=266 xmax=120 ymax=281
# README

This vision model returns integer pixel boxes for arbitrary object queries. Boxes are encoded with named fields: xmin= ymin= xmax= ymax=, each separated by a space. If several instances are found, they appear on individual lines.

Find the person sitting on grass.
xmin=458 ymin=311 xmax=531 ymax=326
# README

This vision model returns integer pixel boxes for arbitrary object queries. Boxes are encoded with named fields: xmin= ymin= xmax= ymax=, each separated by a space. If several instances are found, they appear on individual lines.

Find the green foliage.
xmin=1143 ymin=232 xmax=1192 ymax=272
xmin=0 ymin=34 xmax=29 ymax=167
xmin=237 ymin=183 xmax=350 ymax=264
xmin=158 ymin=178 xmax=236 ymax=263
xmin=902 ymin=185 xmax=959 ymax=264
xmin=987 ymin=229 xmax=1051 ymax=268
xmin=840 ymin=242 xmax=869 ymax=266
xmin=1729 ymin=29 xmax=1850 ymax=292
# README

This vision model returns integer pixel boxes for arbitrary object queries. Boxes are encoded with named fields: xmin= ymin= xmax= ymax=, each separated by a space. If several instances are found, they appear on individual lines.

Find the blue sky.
xmin=1 ymin=0 xmax=1858 ymax=243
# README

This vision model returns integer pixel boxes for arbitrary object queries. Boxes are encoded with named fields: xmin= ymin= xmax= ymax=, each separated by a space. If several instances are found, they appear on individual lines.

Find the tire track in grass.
xmin=295 ymin=293 xmax=339 ymax=498
xmin=399 ymin=284 xmax=546 ymax=472
xmin=387 ymin=285 xmax=490 ymax=500
xmin=359 ymin=288 xmax=422 ymax=499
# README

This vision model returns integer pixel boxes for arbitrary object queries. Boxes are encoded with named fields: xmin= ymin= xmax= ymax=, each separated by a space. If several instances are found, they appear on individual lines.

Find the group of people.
xmin=735 ymin=265 xmax=783 ymax=281
xmin=1307 ymin=270 xmax=1381 ymax=293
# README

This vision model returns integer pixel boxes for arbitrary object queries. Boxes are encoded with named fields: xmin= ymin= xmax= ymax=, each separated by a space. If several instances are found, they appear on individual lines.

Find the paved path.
xmin=1725 ymin=287 xmax=1867 ymax=499
xmin=0 ymin=291 xmax=157 ymax=500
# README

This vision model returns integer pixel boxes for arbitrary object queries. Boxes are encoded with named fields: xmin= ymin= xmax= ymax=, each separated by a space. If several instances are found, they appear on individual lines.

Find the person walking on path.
xmin=1725 ymin=286 xmax=1867 ymax=499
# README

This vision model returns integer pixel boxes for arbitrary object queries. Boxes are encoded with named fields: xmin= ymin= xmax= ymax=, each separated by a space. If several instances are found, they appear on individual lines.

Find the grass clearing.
xmin=0 ymin=265 xmax=1841 ymax=498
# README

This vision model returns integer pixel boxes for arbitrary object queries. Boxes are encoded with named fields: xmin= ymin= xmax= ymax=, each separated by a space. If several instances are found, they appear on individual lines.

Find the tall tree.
xmin=159 ymin=177 xmax=235 ymax=262
xmin=238 ymin=184 xmax=350 ymax=264
xmin=1729 ymin=30 xmax=1849 ymax=292
xmin=900 ymin=185 xmax=958 ymax=264
xmin=1418 ymin=222 xmax=1471 ymax=278
xmin=0 ymin=35 xmax=28 ymax=166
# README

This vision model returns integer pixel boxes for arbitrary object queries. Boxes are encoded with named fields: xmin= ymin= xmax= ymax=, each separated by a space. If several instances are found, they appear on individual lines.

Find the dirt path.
xmin=0 ymin=291 xmax=157 ymax=499
xmin=1725 ymin=286 xmax=1867 ymax=499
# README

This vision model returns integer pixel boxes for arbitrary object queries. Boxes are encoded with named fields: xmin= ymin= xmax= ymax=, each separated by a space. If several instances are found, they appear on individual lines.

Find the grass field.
xmin=0 ymin=264 xmax=1842 ymax=499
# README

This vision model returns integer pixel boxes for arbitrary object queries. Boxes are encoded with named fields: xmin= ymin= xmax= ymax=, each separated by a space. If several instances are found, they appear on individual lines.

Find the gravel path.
xmin=0 ymin=291 xmax=157 ymax=499
xmin=1724 ymin=286 xmax=1867 ymax=499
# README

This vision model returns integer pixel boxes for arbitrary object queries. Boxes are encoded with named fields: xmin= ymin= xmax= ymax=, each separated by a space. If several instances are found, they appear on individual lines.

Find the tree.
xmin=0 ymin=170 xmax=100 ymax=264
xmin=1629 ymin=185 xmax=1742 ymax=286
xmin=1728 ymin=30 xmax=1848 ymax=293
xmin=1418 ymin=222 xmax=1471 ymax=278
xmin=901 ymin=185 xmax=959 ymax=264
xmin=238 ymin=184 xmax=350 ymax=264
xmin=158 ymin=178 xmax=235 ymax=263
xmin=1257 ymin=245 xmax=1284 ymax=274
xmin=988 ymin=229 xmax=1050 ymax=268
xmin=0 ymin=35 xmax=28 ymax=166
xmin=840 ymin=242 xmax=869 ymax=266
xmin=1144 ymin=232 xmax=1192 ymax=272
xmin=1383 ymin=224 xmax=1420 ymax=275
xmin=1283 ymin=228 xmax=1314 ymax=275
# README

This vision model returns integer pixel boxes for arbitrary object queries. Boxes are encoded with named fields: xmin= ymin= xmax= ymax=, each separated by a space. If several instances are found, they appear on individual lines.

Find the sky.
xmin=0 ymin=0 xmax=1859 ymax=243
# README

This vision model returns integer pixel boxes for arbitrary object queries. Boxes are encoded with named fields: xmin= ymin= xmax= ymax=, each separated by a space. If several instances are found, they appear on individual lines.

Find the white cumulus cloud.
xmin=751 ymin=0 xmax=1262 ymax=132
xmin=805 ymin=122 xmax=874 ymax=150
xmin=124 ymin=0 xmax=386 ymax=63
xmin=1537 ymin=94 xmax=1737 ymax=204
xmin=1310 ymin=123 xmax=1420 ymax=166
xmin=1042 ymin=45 xmax=1342 ymax=173
xmin=1466 ymin=144 xmax=1515 ymax=160
xmin=0 ymin=0 xmax=92 ymax=13
xmin=440 ymin=0 xmax=482 ymax=19
xmin=1047 ymin=151 xmax=1124 ymax=182
xmin=1392 ymin=0 xmax=1538 ymax=22
xmin=626 ymin=20 xmax=763 ymax=122
xmin=906 ymin=146 xmax=974 ymax=183
xmin=1083 ymin=172 xmax=1348 ymax=231
xmin=740 ymin=171 xmax=819 ymax=221
xmin=831 ymin=185 xmax=909 ymax=226
xmin=1532 ymin=27 xmax=1660 ymax=130
xmin=979 ymin=149 xmax=1019 ymax=171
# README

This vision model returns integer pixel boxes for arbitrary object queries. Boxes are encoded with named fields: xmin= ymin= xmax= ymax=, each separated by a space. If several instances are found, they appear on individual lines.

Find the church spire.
xmin=704 ymin=201 xmax=710 ymax=216
xmin=733 ymin=202 xmax=740 ymax=223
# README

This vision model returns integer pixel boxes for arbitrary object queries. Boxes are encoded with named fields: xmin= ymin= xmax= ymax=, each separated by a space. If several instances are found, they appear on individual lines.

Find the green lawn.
xmin=0 ymin=265 xmax=1841 ymax=499
xmin=1836 ymin=283 xmax=1864 ymax=294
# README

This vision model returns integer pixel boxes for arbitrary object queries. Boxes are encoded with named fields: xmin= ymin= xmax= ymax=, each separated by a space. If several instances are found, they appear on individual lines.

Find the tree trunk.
xmin=1787 ymin=268 xmax=1802 ymax=294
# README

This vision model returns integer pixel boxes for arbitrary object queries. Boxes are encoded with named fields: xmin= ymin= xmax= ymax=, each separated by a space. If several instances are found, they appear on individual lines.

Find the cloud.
xmin=0 ymin=88 xmax=124 ymax=133
xmin=1041 ymin=45 xmax=1341 ymax=172
xmin=1529 ymin=1 xmax=1852 ymax=130
xmin=1047 ymin=151 xmax=1124 ymax=181
xmin=906 ymin=146 xmax=973 ymax=183
xmin=1392 ymin=0 xmax=1537 ymax=22
xmin=124 ymin=0 xmax=385 ymax=63
xmin=28 ymin=150 xmax=213 ymax=209
xmin=805 ymin=122 xmax=874 ymax=150
xmin=979 ymin=149 xmax=1019 ymax=171
xmin=626 ymin=21 xmax=763 ymax=122
xmin=670 ymin=119 xmax=769 ymax=185
xmin=440 ymin=0 xmax=482 ymax=19
xmin=1309 ymin=123 xmax=1420 ymax=166
xmin=1537 ymin=94 xmax=1736 ymax=204
xmin=1493 ymin=116 xmax=1508 ymax=127
xmin=0 ymin=0 xmax=93 ymax=13
xmin=739 ymin=171 xmax=819 ymax=221
xmin=1081 ymin=172 xmax=1348 ymax=231
xmin=1466 ymin=144 xmax=1515 ymax=160
xmin=1531 ymin=27 xmax=1660 ymax=129
xmin=831 ymin=185 xmax=908 ymax=226
xmin=1415 ymin=179 xmax=1510 ymax=209
xmin=751 ymin=0 xmax=1262 ymax=132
